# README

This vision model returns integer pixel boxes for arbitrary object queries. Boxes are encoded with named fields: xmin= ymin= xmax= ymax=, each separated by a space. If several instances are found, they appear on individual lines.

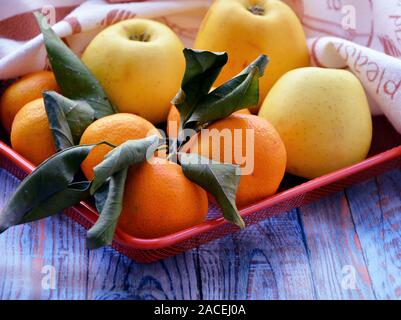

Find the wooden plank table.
xmin=0 ymin=167 xmax=400 ymax=300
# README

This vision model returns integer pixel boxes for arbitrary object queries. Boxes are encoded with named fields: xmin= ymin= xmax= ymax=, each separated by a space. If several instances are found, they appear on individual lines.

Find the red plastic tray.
xmin=0 ymin=114 xmax=400 ymax=263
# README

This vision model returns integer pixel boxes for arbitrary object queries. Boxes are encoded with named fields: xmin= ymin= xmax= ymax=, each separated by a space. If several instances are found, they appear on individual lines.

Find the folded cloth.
xmin=1 ymin=0 xmax=401 ymax=132
xmin=0 ymin=0 xmax=210 ymax=79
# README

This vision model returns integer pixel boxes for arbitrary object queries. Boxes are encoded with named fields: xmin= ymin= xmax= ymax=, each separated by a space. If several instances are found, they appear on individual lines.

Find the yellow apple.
xmin=259 ymin=67 xmax=373 ymax=179
xmin=81 ymin=19 xmax=185 ymax=124
xmin=194 ymin=0 xmax=309 ymax=112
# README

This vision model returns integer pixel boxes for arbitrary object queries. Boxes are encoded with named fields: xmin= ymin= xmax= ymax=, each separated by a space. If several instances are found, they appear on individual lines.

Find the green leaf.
xmin=91 ymin=135 xmax=160 ymax=193
xmin=179 ymin=153 xmax=244 ymax=229
xmin=43 ymin=91 xmax=95 ymax=151
xmin=34 ymin=12 xmax=116 ymax=119
xmin=20 ymin=181 xmax=91 ymax=224
xmin=86 ymin=168 xmax=128 ymax=249
xmin=93 ymin=181 xmax=110 ymax=214
xmin=186 ymin=55 xmax=268 ymax=127
xmin=0 ymin=144 xmax=96 ymax=233
xmin=171 ymin=49 xmax=228 ymax=125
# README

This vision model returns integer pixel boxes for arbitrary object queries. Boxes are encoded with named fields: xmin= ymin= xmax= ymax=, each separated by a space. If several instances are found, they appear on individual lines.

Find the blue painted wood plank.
xmin=85 ymin=247 xmax=200 ymax=300
xmin=0 ymin=169 xmax=88 ymax=299
xmin=299 ymin=191 xmax=375 ymax=299
xmin=346 ymin=170 xmax=401 ymax=300
xmin=197 ymin=210 xmax=316 ymax=300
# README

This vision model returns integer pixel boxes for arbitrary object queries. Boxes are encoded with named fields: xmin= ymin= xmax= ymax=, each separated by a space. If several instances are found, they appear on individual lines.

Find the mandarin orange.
xmin=80 ymin=113 xmax=160 ymax=180
xmin=118 ymin=157 xmax=208 ymax=238
xmin=1 ymin=71 xmax=59 ymax=133
xmin=187 ymin=114 xmax=286 ymax=208
xmin=10 ymin=98 xmax=56 ymax=165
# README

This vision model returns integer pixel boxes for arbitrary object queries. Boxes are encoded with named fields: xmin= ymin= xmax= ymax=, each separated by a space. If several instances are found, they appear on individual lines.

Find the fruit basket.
xmin=0 ymin=113 xmax=400 ymax=263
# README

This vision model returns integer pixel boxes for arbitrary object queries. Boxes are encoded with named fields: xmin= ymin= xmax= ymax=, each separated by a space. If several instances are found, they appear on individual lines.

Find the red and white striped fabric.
xmin=0 ymin=0 xmax=210 ymax=79
xmin=1 ymin=0 xmax=401 ymax=132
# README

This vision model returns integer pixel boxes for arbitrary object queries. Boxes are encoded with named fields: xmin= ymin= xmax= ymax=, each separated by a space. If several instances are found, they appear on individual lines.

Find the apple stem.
xmin=129 ymin=33 xmax=150 ymax=42
xmin=248 ymin=5 xmax=265 ymax=16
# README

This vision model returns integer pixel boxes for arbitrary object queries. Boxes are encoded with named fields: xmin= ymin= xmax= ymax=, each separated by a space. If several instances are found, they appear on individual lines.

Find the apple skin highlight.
xmin=81 ymin=19 xmax=185 ymax=124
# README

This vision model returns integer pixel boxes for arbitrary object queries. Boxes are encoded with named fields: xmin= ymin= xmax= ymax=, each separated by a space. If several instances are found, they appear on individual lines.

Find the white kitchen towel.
xmin=1 ymin=0 xmax=401 ymax=132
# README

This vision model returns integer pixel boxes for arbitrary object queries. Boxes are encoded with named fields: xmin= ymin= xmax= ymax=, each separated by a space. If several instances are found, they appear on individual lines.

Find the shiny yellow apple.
xmin=194 ymin=0 xmax=309 ymax=112
xmin=82 ymin=19 xmax=185 ymax=124
xmin=259 ymin=67 xmax=373 ymax=179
